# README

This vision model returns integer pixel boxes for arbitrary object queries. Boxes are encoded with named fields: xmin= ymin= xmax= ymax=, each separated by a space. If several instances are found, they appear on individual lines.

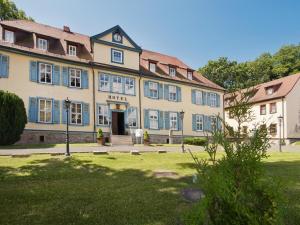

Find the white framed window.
xmin=187 ymin=71 xmax=193 ymax=80
xmin=112 ymin=49 xmax=123 ymax=63
xmin=149 ymin=82 xmax=158 ymax=98
xmin=211 ymin=116 xmax=217 ymax=131
xmin=98 ymin=105 xmax=109 ymax=126
xmin=112 ymin=76 xmax=122 ymax=93
xmin=195 ymin=90 xmax=202 ymax=104
xmin=68 ymin=45 xmax=77 ymax=56
xmin=170 ymin=112 xmax=178 ymax=130
xmin=266 ymin=87 xmax=274 ymax=95
xmin=128 ymin=107 xmax=137 ymax=127
xmin=149 ymin=110 xmax=158 ymax=129
xmin=210 ymin=93 xmax=217 ymax=107
xmin=149 ymin=62 xmax=156 ymax=73
xmin=38 ymin=99 xmax=52 ymax=123
xmin=37 ymin=38 xmax=48 ymax=51
xmin=169 ymin=85 xmax=177 ymax=101
xmin=125 ymin=77 xmax=135 ymax=95
xmin=70 ymin=103 xmax=82 ymax=125
xmin=270 ymin=102 xmax=277 ymax=114
xmin=99 ymin=74 xmax=110 ymax=91
xmin=39 ymin=63 xmax=52 ymax=84
xmin=196 ymin=115 xmax=203 ymax=131
xmin=4 ymin=30 xmax=14 ymax=43
xmin=169 ymin=67 xmax=176 ymax=77
xmin=69 ymin=68 xmax=81 ymax=88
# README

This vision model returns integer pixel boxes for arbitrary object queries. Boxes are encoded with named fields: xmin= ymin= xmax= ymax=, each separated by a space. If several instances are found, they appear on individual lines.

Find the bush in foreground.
xmin=184 ymin=137 xmax=207 ymax=146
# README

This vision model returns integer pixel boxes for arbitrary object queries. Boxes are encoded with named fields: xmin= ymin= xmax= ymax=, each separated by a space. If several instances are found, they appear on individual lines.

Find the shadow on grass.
xmin=0 ymin=157 xmax=191 ymax=225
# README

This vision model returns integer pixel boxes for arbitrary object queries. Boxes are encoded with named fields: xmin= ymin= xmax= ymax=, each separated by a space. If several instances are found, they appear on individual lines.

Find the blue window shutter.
xmin=177 ymin=112 xmax=182 ymax=131
xmin=216 ymin=94 xmax=220 ymax=107
xmin=207 ymin=93 xmax=211 ymax=107
xmin=28 ymin=97 xmax=38 ymax=122
xmin=83 ymin=103 xmax=90 ymax=126
xmin=52 ymin=99 xmax=60 ymax=124
xmin=217 ymin=117 xmax=222 ymax=131
xmin=30 ymin=61 xmax=38 ymax=82
xmin=144 ymin=109 xmax=149 ymax=129
xmin=208 ymin=116 xmax=212 ymax=131
xmin=164 ymin=84 xmax=169 ymax=100
xmin=202 ymin=92 xmax=207 ymax=105
xmin=203 ymin=115 xmax=209 ymax=131
xmin=191 ymin=90 xmax=196 ymax=104
xmin=192 ymin=114 xmax=196 ymax=131
xmin=159 ymin=110 xmax=164 ymax=129
xmin=52 ymin=65 xmax=60 ymax=85
xmin=133 ymin=79 xmax=136 ymax=96
xmin=164 ymin=111 xmax=170 ymax=130
xmin=62 ymin=101 xmax=67 ymax=124
xmin=0 ymin=55 xmax=9 ymax=78
xmin=177 ymin=87 xmax=181 ymax=102
xmin=121 ymin=77 xmax=125 ymax=93
xmin=81 ymin=70 xmax=89 ymax=89
xmin=109 ymin=75 xmax=113 ymax=92
xmin=144 ymin=80 xmax=149 ymax=97
xmin=159 ymin=83 xmax=164 ymax=99
xmin=125 ymin=107 xmax=129 ymax=128
xmin=62 ymin=67 xmax=69 ymax=86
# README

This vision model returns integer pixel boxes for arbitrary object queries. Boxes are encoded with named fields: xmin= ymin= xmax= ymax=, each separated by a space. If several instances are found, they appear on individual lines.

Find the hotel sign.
xmin=107 ymin=95 xmax=128 ymax=102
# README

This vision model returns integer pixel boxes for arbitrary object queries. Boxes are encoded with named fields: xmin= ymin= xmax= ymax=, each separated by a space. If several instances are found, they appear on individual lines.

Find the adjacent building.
xmin=224 ymin=73 xmax=300 ymax=144
xmin=0 ymin=20 xmax=224 ymax=144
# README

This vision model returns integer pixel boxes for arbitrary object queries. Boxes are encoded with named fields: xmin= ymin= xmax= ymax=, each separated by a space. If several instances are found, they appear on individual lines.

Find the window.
xmin=211 ymin=116 xmax=217 ymax=131
xmin=39 ymin=63 xmax=52 ymax=84
xmin=170 ymin=112 xmax=178 ymax=130
xmin=260 ymin=105 xmax=266 ymax=115
xmin=266 ymin=87 xmax=274 ymax=95
xmin=68 ymin=45 xmax=77 ymax=56
xmin=196 ymin=115 xmax=203 ymax=131
xmin=210 ymin=93 xmax=217 ymax=107
xmin=169 ymin=85 xmax=177 ymax=101
xmin=4 ymin=30 xmax=14 ymax=43
xmin=149 ymin=110 xmax=158 ymax=129
xmin=269 ymin=124 xmax=277 ymax=135
xmin=169 ymin=67 xmax=176 ymax=77
xmin=37 ymin=38 xmax=48 ymax=51
xmin=112 ymin=76 xmax=122 ymax=93
xmin=125 ymin=77 xmax=134 ymax=95
xmin=98 ymin=105 xmax=109 ymax=126
xmin=195 ymin=90 xmax=202 ymax=104
xmin=112 ymin=49 xmax=123 ymax=63
xmin=38 ymin=99 xmax=52 ymax=123
xmin=128 ymin=107 xmax=137 ymax=127
xmin=149 ymin=82 xmax=158 ymax=98
xmin=270 ymin=102 xmax=277 ymax=114
xmin=69 ymin=68 xmax=81 ymax=88
xmin=149 ymin=62 xmax=156 ymax=73
xmin=187 ymin=71 xmax=193 ymax=80
xmin=242 ymin=126 xmax=248 ymax=134
xmin=99 ymin=74 xmax=110 ymax=91
xmin=70 ymin=103 xmax=82 ymax=125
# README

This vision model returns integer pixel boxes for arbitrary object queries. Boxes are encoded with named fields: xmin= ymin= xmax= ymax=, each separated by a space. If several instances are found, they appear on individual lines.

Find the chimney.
xmin=63 ymin=26 xmax=71 ymax=33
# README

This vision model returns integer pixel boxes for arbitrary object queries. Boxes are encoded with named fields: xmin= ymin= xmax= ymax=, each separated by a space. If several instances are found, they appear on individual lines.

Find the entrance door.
xmin=111 ymin=111 xmax=125 ymax=135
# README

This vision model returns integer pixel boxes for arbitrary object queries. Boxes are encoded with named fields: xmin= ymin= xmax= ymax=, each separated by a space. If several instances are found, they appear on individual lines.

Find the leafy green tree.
xmin=0 ymin=90 xmax=27 ymax=145
xmin=0 ymin=0 xmax=33 ymax=21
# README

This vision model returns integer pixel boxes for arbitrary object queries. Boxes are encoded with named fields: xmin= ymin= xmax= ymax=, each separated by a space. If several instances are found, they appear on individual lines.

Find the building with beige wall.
xmin=224 ymin=73 xmax=300 ymax=145
xmin=0 ymin=20 xmax=224 ymax=144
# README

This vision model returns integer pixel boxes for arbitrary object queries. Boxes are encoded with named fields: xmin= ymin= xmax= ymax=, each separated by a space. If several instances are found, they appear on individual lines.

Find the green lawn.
xmin=0 ymin=143 xmax=100 ymax=149
xmin=0 ymin=152 xmax=299 ymax=225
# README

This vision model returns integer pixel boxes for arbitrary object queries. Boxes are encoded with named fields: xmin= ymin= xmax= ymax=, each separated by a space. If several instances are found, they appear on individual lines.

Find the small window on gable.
xmin=4 ymin=30 xmax=14 ymax=43
xmin=112 ymin=32 xmax=122 ymax=43
xmin=169 ymin=67 xmax=176 ymax=77
xmin=149 ymin=62 xmax=156 ymax=73
xmin=112 ymin=49 xmax=123 ymax=64
xmin=68 ymin=45 xmax=77 ymax=56
xmin=187 ymin=71 xmax=193 ymax=80
xmin=266 ymin=87 xmax=274 ymax=95
xmin=37 ymin=38 xmax=48 ymax=51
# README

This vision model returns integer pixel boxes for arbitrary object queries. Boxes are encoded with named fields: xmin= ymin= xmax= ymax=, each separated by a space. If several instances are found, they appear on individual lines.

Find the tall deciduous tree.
xmin=0 ymin=0 xmax=33 ymax=21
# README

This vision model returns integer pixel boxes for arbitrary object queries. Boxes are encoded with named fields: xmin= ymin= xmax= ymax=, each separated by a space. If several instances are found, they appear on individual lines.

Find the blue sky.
xmin=13 ymin=0 xmax=300 ymax=68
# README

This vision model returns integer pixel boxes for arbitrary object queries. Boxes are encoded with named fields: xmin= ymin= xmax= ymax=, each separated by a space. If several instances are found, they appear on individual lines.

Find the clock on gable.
xmin=113 ymin=32 xmax=122 ymax=43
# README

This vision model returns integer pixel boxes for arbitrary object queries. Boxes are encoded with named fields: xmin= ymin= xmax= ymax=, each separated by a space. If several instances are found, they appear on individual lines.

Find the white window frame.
xmin=270 ymin=102 xmax=277 ymax=114
xmin=149 ymin=82 xmax=158 ymax=98
xmin=210 ymin=93 xmax=217 ymax=107
xmin=112 ymin=49 xmax=123 ymax=64
xmin=38 ymin=99 xmax=52 ymax=123
xmin=149 ymin=110 xmax=158 ymax=129
xmin=4 ymin=30 xmax=14 ymax=43
xmin=70 ymin=102 xmax=82 ymax=125
xmin=211 ymin=116 xmax=217 ymax=131
xmin=169 ymin=67 xmax=176 ymax=77
xmin=266 ymin=87 xmax=274 ymax=95
xmin=187 ymin=71 xmax=193 ymax=80
xmin=98 ymin=105 xmax=109 ymax=126
xmin=149 ymin=62 xmax=156 ymax=73
xmin=39 ymin=63 xmax=52 ymax=84
xmin=69 ymin=68 xmax=81 ymax=88
xmin=99 ymin=74 xmax=110 ymax=92
xmin=68 ymin=45 xmax=77 ymax=56
xmin=169 ymin=85 xmax=177 ymax=101
xmin=125 ymin=77 xmax=135 ymax=95
xmin=112 ymin=76 xmax=123 ymax=93
xmin=170 ymin=112 xmax=178 ymax=130
xmin=196 ymin=115 xmax=203 ymax=131
xmin=128 ymin=107 xmax=137 ymax=127
xmin=195 ymin=90 xmax=202 ymax=104
xmin=37 ymin=38 xmax=48 ymax=51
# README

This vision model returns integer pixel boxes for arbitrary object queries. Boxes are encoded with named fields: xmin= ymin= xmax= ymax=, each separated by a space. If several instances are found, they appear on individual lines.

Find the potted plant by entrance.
xmin=144 ymin=131 xmax=150 ymax=146
xmin=97 ymin=128 xmax=104 ymax=145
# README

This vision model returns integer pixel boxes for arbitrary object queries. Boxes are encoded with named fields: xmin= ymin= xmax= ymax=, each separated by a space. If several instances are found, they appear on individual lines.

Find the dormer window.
xmin=149 ymin=62 xmax=156 ymax=73
xmin=187 ymin=71 xmax=193 ymax=80
xmin=37 ymin=38 xmax=48 ymax=51
xmin=4 ymin=30 xmax=14 ymax=43
xmin=266 ymin=87 xmax=274 ymax=95
xmin=169 ymin=67 xmax=176 ymax=77
xmin=68 ymin=45 xmax=77 ymax=56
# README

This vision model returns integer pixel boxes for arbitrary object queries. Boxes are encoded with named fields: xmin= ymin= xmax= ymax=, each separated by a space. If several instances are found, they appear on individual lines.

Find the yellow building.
xmin=0 ymin=20 xmax=224 ymax=144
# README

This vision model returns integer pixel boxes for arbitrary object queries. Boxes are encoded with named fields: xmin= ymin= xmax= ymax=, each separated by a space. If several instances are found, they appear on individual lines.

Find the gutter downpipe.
xmin=90 ymin=40 xmax=96 ymax=142
xmin=282 ymin=97 xmax=285 ymax=143
xmin=138 ymin=51 xmax=142 ymax=129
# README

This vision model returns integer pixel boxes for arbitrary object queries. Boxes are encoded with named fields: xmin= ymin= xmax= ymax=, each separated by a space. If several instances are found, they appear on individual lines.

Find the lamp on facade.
xmin=65 ymin=98 xmax=71 ymax=156
xmin=179 ymin=110 xmax=185 ymax=153
xmin=278 ymin=115 xmax=283 ymax=152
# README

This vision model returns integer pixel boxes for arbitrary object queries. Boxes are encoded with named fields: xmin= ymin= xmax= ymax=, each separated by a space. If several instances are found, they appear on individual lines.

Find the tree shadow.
xmin=0 ymin=156 xmax=193 ymax=225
